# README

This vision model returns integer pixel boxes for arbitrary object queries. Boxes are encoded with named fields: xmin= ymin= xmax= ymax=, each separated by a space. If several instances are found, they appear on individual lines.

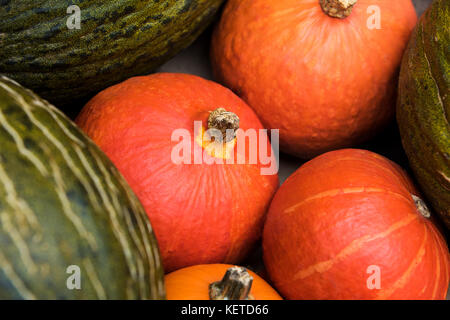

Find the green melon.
xmin=0 ymin=0 xmax=223 ymax=108
xmin=397 ymin=0 xmax=449 ymax=228
xmin=0 ymin=75 xmax=165 ymax=299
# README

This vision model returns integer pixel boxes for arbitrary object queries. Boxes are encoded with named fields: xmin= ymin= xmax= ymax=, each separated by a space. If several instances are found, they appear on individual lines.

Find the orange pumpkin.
xmin=211 ymin=0 xmax=418 ymax=158
xmin=76 ymin=73 xmax=279 ymax=273
xmin=263 ymin=149 xmax=450 ymax=300
xmin=165 ymin=264 xmax=282 ymax=300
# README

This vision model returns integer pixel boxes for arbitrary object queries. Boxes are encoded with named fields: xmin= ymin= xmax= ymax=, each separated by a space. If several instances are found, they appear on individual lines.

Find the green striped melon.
xmin=0 ymin=0 xmax=224 ymax=108
xmin=0 ymin=76 xmax=165 ymax=299
xmin=397 ymin=0 xmax=450 ymax=229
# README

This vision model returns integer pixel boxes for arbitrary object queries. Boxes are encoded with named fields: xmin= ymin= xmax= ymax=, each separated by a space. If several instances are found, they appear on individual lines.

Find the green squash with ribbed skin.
xmin=397 ymin=0 xmax=450 ymax=229
xmin=0 ymin=0 xmax=223 ymax=107
xmin=0 ymin=76 xmax=165 ymax=299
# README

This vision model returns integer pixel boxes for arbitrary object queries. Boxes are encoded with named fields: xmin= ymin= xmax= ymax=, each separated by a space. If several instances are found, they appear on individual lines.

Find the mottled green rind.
xmin=0 ymin=0 xmax=223 ymax=107
xmin=397 ymin=0 xmax=450 ymax=228
xmin=0 ymin=76 xmax=165 ymax=299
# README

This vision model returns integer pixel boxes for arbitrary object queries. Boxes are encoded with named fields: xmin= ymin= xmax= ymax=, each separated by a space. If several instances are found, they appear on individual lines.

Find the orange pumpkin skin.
xmin=211 ymin=0 xmax=418 ymax=158
xmin=76 ymin=73 xmax=279 ymax=273
xmin=263 ymin=149 xmax=450 ymax=300
xmin=165 ymin=264 xmax=283 ymax=300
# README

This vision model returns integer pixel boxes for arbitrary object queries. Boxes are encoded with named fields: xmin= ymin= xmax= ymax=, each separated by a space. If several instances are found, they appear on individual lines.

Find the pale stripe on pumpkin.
xmin=375 ymin=225 xmax=428 ymax=299
xmin=284 ymin=187 xmax=413 ymax=214
xmin=429 ymin=223 xmax=450 ymax=299
xmin=287 ymin=214 xmax=418 ymax=282
xmin=430 ymin=227 xmax=442 ymax=299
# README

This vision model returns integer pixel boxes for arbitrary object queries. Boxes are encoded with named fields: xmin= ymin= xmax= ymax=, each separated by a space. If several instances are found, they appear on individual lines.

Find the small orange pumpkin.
xmin=165 ymin=264 xmax=283 ymax=300
xmin=211 ymin=0 xmax=418 ymax=158
xmin=263 ymin=149 xmax=450 ymax=300
xmin=76 ymin=73 xmax=279 ymax=273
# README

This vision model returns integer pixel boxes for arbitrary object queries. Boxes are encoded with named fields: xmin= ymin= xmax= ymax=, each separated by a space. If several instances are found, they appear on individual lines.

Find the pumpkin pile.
xmin=0 ymin=0 xmax=448 ymax=300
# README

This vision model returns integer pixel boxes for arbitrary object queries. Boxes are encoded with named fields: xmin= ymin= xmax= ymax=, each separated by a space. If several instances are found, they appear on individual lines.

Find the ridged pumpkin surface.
xmin=0 ymin=76 xmax=165 ymax=299
xmin=0 ymin=0 xmax=223 ymax=107
xmin=263 ymin=149 xmax=449 ymax=300
xmin=211 ymin=0 xmax=417 ymax=158
xmin=165 ymin=264 xmax=282 ymax=300
xmin=76 ymin=73 xmax=279 ymax=273
xmin=397 ymin=0 xmax=450 ymax=229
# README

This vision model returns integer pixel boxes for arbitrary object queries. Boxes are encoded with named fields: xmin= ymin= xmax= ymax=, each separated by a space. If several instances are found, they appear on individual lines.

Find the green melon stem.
xmin=209 ymin=267 xmax=255 ymax=300
xmin=320 ymin=0 xmax=357 ymax=19
xmin=207 ymin=108 xmax=240 ymax=142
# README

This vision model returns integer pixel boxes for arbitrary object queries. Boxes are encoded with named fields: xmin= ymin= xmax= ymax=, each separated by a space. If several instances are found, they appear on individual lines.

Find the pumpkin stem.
xmin=209 ymin=267 xmax=255 ymax=300
xmin=207 ymin=108 xmax=240 ymax=142
xmin=319 ymin=0 xmax=357 ymax=19
xmin=412 ymin=195 xmax=431 ymax=218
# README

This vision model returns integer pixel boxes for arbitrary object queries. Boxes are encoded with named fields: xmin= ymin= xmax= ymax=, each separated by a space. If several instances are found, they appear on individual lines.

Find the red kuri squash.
xmin=263 ymin=149 xmax=449 ymax=300
xmin=211 ymin=0 xmax=418 ymax=158
xmin=165 ymin=264 xmax=282 ymax=300
xmin=76 ymin=73 xmax=279 ymax=273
